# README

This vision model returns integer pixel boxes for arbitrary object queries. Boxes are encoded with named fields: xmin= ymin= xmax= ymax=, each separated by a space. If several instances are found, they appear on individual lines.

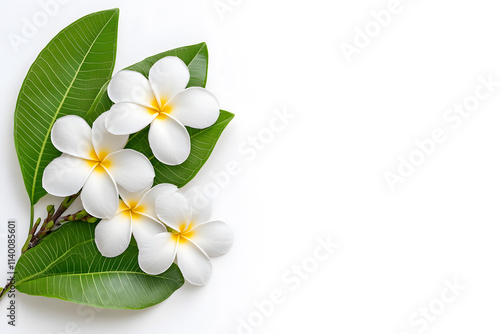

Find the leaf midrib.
xmin=16 ymin=238 xmax=95 ymax=285
xmin=17 ymin=236 xmax=178 ymax=286
xmin=30 ymin=10 xmax=118 ymax=203
xmin=186 ymin=42 xmax=205 ymax=67
xmin=18 ymin=270 xmax=180 ymax=283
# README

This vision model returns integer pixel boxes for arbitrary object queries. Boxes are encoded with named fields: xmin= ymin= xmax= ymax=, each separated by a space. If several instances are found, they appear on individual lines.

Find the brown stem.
xmin=28 ymin=217 xmax=42 ymax=236
xmin=1 ymin=193 xmax=82 ymax=302
xmin=51 ymin=193 xmax=80 ymax=222
xmin=30 ymin=192 xmax=80 ymax=249
xmin=59 ymin=210 xmax=98 ymax=224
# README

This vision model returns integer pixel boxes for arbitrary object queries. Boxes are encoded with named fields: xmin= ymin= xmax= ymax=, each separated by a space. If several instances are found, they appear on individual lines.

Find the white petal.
xmin=138 ymin=232 xmax=178 ymax=275
xmin=42 ymin=154 xmax=95 ymax=197
xmin=92 ymin=112 xmax=128 ymax=160
xmin=136 ymin=183 xmax=178 ymax=219
xmin=81 ymin=166 xmax=118 ymax=219
xmin=167 ymin=88 xmax=219 ymax=128
xmin=131 ymin=214 xmax=167 ymax=249
xmin=103 ymin=149 xmax=155 ymax=193
xmin=155 ymin=191 xmax=192 ymax=232
xmin=149 ymin=115 xmax=190 ymax=165
xmin=95 ymin=211 xmax=132 ymax=257
xmin=188 ymin=221 xmax=233 ymax=257
xmin=118 ymin=182 xmax=153 ymax=208
xmin=184 ymin=189 xmax=212 ymax=225
xmin=106 ymin=102 xmax=157 ymax=135
xmin=149 ymin=56 xmax=190 ymax=104
xmin=51 ymin=115 xmax=95 ymax=159
xmin=177 ymin=242 xmax=212 ymax=286
xmin=107 ymin=70 xmax=157 ymax=108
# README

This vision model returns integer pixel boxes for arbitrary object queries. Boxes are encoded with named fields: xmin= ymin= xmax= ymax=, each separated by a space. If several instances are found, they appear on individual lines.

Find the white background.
xmin=1 ymin=0 xmax=500 ymax=333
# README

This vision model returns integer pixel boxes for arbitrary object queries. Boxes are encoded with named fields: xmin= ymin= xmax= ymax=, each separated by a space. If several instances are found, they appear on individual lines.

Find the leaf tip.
xmin=222 ymin=110 xmax=235 ymax=121
xmin=196 ymin=42 xmax=208 ymax=51
xmin=103 ymin=8 xmax=120 ymax=20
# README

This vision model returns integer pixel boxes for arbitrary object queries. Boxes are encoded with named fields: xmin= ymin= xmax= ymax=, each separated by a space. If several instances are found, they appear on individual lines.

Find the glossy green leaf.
xmin=127 ymin=110 xmax=234 ymax=187
xmin=14 ymin=9 xmax=119 ymax=205
xmin=84 ymin=42 xmax=209 ymax=124
xmin=86 ymin=42 xmax=234 ymax=187
xmin=125 ymin=42 xmax=209 ymax=88
xmin=83 ymin=80 xmax=112 ymax=124
xmin=16 ymin=222 xmax=184 ymax=309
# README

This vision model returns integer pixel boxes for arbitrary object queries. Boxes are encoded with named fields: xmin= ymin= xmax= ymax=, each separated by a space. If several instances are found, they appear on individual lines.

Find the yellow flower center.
xmin=161 ymin=104 xmax=173 ymax=115
xmin=119 ymin=200 xmax=145 ymax=220
xmin=86 ymin=149 xmax=111 ymax=172
xmin=172 ymin=222 xmax=195 ymax=243
xmin=149 ymin=97 xmax=173 ymax=117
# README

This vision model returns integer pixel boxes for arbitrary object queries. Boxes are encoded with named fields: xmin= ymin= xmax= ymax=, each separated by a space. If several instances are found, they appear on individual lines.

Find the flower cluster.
xmin=42 ymin=56 xmax=232 ymax=286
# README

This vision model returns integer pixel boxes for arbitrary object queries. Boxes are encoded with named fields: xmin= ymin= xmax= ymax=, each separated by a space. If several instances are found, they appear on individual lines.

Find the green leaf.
xmin=15 ymin=222 xmax=184 ymax=309
xmin=83 ymin=80 xmax=112 ymax=125
xmin=126 ymin=42 xmax=209 ymax=87
xmin=85 ymin=42 xmax=209 ymax=125
xmin=86 ymin=42 xmax=234 ymax=187
xmin=127 ymin=110 xmax=235 ymax=187
xmin=14 ymin=9 xmax=120 ymax=205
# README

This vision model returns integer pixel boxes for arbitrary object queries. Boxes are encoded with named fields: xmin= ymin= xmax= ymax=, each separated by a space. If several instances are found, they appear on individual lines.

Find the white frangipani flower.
xmin=42 ymin=112 xmax=155 ymax=219
xmin=95 ymin=183 xmax=177 ymax=257
xmin=139 ymin=192 xmax=233 ymax=285
xmin=105 ymin=56 xmax=220 ymax=165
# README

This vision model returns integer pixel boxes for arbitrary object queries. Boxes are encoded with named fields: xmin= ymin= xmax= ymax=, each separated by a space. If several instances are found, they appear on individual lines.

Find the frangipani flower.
xmin=95 ymin=183 xmax=177 ymax=257
xmin=139 ymin=192 xmax=233 ymax=285
xmin=42 ymin=112 xmax=155 ymax=219
xmin=105 ymin=56 xmax=220 ymax=165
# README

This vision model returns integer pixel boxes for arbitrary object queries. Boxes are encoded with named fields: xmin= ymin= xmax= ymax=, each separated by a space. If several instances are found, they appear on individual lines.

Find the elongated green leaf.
xmin=127 ymin=110 xmax=234 ymax=187
xmin=84 ymin=42 xmax=209 ymax=124
xmin=126 ymin=42 xmax=209 ymax=87
xmin=16 ymin=222 xmax=184 ymax=309
xmin=85 ymin=42 xmax=234 ymax=187
xmin=14 ymin=9 xmax=119 ymax=205
xmin=83 ymin=80 xmax=112 ymax=124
